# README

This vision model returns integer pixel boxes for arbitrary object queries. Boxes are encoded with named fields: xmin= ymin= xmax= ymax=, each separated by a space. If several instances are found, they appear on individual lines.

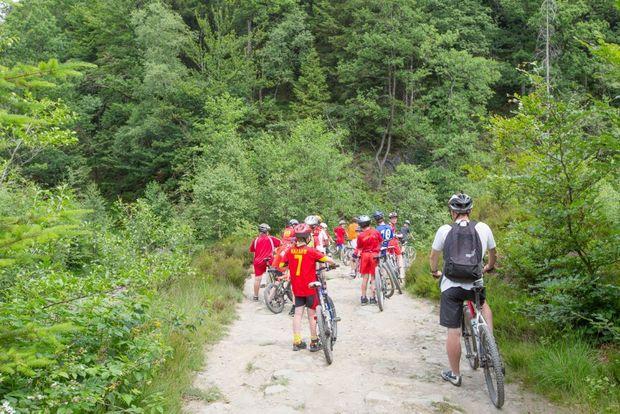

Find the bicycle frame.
xmin=465 ymin=285 xmax=488 ymax=364
xmin=316 ymin=267 xmax=336 ymax=328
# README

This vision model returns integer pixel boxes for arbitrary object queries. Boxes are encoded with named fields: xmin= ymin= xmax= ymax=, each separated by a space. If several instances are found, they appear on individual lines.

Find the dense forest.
xmin=0 ymin=0 xmax=618 ymax=412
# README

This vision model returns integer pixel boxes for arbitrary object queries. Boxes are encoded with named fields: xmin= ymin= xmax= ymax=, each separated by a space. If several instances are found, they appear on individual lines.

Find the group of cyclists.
xmin=248 ymin=193 xmax=498 ymax=390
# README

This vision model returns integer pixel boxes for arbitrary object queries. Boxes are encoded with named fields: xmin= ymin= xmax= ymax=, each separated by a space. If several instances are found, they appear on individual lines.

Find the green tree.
xmin=0 ymin=59 xmax=93 ymax=184
xmin=491 ymin=86 xmax=619 ymax=340
xmin=292 ymin=47 xmax=330 ymax=118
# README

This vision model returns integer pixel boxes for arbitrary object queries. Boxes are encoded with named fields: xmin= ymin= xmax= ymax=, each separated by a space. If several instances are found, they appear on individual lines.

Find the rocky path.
xmin=184 ymin=267 xmax=562 ymax=414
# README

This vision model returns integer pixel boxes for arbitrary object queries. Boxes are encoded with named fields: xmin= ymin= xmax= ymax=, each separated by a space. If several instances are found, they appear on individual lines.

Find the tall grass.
xmin=143 ymin=239 xmax=248 ymax=413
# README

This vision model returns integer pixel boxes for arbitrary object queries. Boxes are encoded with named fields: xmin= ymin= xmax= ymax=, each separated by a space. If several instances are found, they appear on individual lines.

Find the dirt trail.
xmin=184 ymin=267 xmax=562 ymax=414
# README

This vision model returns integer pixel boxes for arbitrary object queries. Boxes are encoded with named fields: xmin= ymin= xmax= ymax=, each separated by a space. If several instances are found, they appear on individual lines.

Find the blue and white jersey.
xmin=375 ymin=223 xmax=393 ymax=251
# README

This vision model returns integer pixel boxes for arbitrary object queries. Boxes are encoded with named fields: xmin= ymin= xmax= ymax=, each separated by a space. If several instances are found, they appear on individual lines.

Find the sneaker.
xmin=293 ymin=341 xmax=307 ymax=351
xmin=350 ymin=271 xmax=356 ymax=279
xmin=309 ymin=339 xmax=322 ymax=352
xmin=252 ymin=296 xmax=259 ymax=302
xmin=369 ymin=297 xmax=377 ymax=305
xmin=441 ymin=369 xmax=462 ymax=387
xmin=361 ymin=296 xmax=369 ymax=306
xmin=288 ymin=306 xmax=295 ymax=316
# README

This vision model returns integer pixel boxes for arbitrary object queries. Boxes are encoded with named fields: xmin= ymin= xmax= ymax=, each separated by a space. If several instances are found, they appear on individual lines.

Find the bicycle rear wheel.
xmin=390 ymin=273 xmax=403 ymax=295
xmin=264 ymin=283 xmax=285 ymax=314
xmin=382 ymin=263 xmax=395 ymax=298
xmin=479 ymin=325 xmax=505 ymax=408
xmin=374 ymin=270 xmax=384 ymax=311
xmin=285 ymin=281 xmax=293 ymax=302
xmin=316 ymin=305 xmax=333 ymax=365
xmin=344 ymin=250 xmax=350 ymax=265
xmin=462 ymin=307 xmax=479 ymax=370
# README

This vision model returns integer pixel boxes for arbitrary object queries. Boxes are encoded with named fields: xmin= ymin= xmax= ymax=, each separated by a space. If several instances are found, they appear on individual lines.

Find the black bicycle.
xmin=310 ymin=264 xmax=340 ymax=364
xmin=263 ymin=266 xmax=293 ymax=314
xmin=461 ymin=280 xmax=505 ymax=408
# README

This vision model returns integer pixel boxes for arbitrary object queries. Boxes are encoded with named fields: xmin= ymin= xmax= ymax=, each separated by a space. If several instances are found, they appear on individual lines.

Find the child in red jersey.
xmin=354 ymin=215 xmax=382 ymax=305
xmin=249 ymin=224 xmax=281 ymax=301
xmin=282 ymin=223 xmax=336 ymax=351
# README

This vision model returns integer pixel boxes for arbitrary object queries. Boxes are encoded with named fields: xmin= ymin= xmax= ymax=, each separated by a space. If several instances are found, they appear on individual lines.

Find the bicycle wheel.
xmin=479 ymin=325 xmax=505 ymax=408
xmin=342 ymin=250 xmax=350 ymax=266
xmin=326 ymin=295 xmax=338 ymax=344
xmin=315 ymin=305 xmax=333 ymax=365
xmin=462 ymin=306 xmax=479 ymax=370
xmin=391 ymin=269 xmax=403 ymax=295
xmin=285 ymin=281 xmax=293 ymax=302
xmin=383 ymin=265 xmax=395 ymax=298
xmin=374 ymin=270 xmax=384 ymax=311
xmin=263 ymin=283 xmax=285 ymax=314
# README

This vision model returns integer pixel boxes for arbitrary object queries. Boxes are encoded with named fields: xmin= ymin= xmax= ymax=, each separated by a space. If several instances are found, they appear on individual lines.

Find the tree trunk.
xmin=246 ymin=19 xmax=253 ymax=56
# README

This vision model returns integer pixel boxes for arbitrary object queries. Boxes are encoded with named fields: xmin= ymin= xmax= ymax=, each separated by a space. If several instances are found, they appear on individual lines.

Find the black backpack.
xmin=442 ymin=221 xmax=483 ymax=283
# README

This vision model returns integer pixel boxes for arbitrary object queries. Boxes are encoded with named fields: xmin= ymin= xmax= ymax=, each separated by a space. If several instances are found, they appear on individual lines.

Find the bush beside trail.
xmin=0 ymin=185 xmax=249 ymax=413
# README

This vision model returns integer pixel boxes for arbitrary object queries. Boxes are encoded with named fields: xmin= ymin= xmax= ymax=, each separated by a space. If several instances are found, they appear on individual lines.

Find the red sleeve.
xmin=272 ymin=236 xmax=282 ymax=247
xmin=249 ymin=238 xmax=255 ymax=253
xmin=309 ymin=247 xmax=327 ymax=261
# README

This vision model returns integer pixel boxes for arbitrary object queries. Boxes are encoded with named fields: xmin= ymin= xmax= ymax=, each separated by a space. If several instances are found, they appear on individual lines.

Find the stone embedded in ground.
xmin=364 ymin=391 xmax=393 ymax=404
xmin=272 ymin=369 xmax=295 ymax=381
xmin=264 ymin=384 xmax=287 ymax=396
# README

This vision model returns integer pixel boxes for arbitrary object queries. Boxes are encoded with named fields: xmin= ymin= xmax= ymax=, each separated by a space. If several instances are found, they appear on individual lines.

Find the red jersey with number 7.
xmin=285 ymin=245 xmax=328 ymax=297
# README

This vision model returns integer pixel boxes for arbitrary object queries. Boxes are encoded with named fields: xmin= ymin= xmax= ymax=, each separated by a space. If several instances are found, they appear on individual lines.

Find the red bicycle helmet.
xmin=294 ymin=223 xmax=312 ymax=238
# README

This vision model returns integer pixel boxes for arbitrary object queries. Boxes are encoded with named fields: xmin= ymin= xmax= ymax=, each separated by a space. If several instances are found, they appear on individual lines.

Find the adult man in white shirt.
xmin=429 ymin=193 xmax=497 ymax=387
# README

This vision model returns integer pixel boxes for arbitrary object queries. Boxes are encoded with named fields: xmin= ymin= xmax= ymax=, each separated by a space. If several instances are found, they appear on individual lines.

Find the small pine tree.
xmin=292 ymin=48 xmax=330 ymax=118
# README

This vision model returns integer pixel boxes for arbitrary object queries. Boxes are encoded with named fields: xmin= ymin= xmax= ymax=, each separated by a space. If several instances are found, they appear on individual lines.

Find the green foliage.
xmin=0 ymin=58 xmax=93 ymax=184
xmin=382 ymin=164 xmax=443 ymax=241
xmin=292 ymin=47 xmax=330 ymax=118
xmin=0 ymin=185 xmax=196 ymax=412
xmin=490 ymin=86 xmax=619 ymax=340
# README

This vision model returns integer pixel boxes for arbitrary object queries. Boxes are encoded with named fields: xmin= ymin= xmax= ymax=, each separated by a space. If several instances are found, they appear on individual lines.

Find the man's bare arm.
xmin=429 ymin=249 xmax=442 ymax=278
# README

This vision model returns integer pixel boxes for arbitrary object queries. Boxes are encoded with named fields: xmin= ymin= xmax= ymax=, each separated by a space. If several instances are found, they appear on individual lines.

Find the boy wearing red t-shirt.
xmin=333 ymin=221 xmax=347 ymax=253
xmin=249 ymin=224 xmax=281 ymax=301
xmin=354 ymin=215 xmax=382 ymax=305
xmin=282 ymin=224 xmax=335 ymax=351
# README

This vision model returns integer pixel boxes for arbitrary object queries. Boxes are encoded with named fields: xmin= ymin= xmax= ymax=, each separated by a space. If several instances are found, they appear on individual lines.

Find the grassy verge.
xmin=144 ymin=237 xmax=250 ymax=413
xmin=405 ymin=254 xmax=620 ymax=413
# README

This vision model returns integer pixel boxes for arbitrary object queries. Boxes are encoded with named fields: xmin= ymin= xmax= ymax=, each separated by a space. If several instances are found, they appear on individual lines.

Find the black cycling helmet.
xmin=372 ymin=210 xmax=384 ymax=221
xmin=358 ymin=215 xmax=371 ymax=228
xmin=288 ymin=219 xmax=299 ymax=226
xmin=388 ymin=212 xmax=398 ymax=218
xmin=258 ymin=223 xmax=271 ymax=233
xmin=448 ymin=193 xmax=473 ymax=214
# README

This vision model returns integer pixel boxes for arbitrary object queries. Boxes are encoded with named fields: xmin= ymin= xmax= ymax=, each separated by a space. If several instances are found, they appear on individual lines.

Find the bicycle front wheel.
xmin=480 ymin=325 xmax=505 ymax=408
xmin=327 ymin=295 xmax=338 ymax=344
xmin=264 ymin=283 xmax=285 ymax=314
xmin=316 ymin=305 xmax=333 ymax=365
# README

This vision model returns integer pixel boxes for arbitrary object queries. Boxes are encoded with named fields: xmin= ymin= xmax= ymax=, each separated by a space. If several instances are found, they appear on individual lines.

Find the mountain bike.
xmin=310 ymin=264 xmax=340 ymax=364
xmin=384 ymin=248 xmax=402 ymax=295
xmin=263 ymin=267 xmax=293 ymax=314
xmin=402 ymin=242 xmax=416 ymax=268
xmin=372 ymin=256 xmax=389 ymax=311
xmin=378 ymin=256 xmax=395 ymax=298
xmin=341 ymin=244 xmax=355 ymax=266
xmin=461 ymin=280 xmax=505 ymax=408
